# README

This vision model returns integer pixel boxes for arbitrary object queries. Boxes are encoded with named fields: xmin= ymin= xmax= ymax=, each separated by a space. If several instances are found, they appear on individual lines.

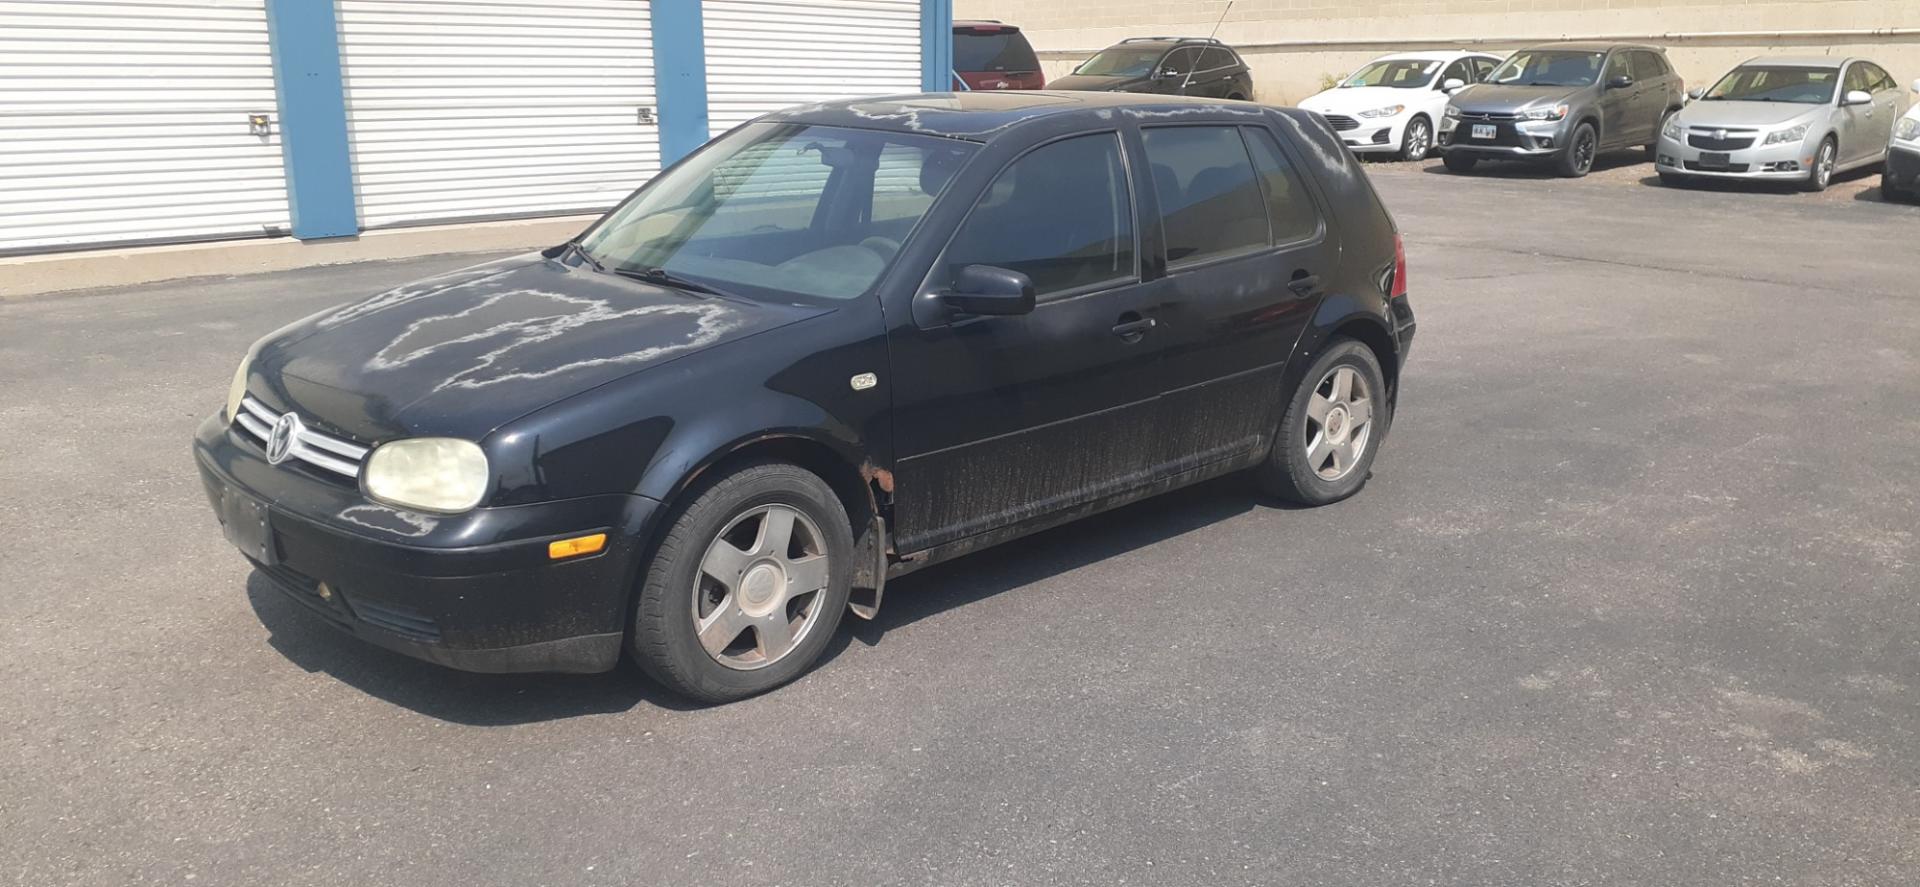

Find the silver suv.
xmin=1439 ymin=42 xmax=1685 ymax=177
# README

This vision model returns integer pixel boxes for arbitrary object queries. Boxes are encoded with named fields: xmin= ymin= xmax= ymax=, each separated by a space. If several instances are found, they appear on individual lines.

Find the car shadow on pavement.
xmin=844 ymin=474 xmax=1266 ymax=647
xmin=1419 ymin=152 xmax=1649 ymax=178
xmin=246 ymin=473 xmax=1273 ymax=724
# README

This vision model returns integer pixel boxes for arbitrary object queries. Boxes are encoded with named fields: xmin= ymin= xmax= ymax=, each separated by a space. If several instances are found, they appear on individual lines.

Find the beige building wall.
xmin=956 ymin=1 xmax=1920 ymax=105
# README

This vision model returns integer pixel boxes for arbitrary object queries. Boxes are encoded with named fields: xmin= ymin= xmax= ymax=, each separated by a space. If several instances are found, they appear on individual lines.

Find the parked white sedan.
xmin=1884 ymin=79 xmax=1920 ymax=201
xmin=1300 ymin=51 xmax=1503 ymax=160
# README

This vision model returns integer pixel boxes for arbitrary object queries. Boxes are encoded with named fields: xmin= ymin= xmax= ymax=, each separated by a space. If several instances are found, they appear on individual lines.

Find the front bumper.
xmin=1338 ymin=119 xmax=1404 ymax=153
xmin=1438 ymin=116 xmax=1565 ymax=157
xmin=194 ymin=412 xmax=660 ymax=673
xmin=1655 ymin=131 xmax=1816 ymax=181
xmin=1886 ymin=142 xmax=1920 ymax=188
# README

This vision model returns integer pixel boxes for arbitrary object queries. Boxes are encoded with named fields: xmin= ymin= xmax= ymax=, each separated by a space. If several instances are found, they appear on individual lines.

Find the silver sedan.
xmin=1656 ymin=56 xmax=1910 ymax=192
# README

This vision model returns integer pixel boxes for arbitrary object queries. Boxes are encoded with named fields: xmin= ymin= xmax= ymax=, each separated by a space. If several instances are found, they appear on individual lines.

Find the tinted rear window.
xmin=1142 ymin=126 xmax=1270 ymax=266
xmin=954 ymin=30 xmax=1040 ymax=73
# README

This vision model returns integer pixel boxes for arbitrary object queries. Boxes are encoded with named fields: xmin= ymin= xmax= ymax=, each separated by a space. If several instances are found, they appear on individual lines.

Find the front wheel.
xmin=630 ymin=461 xmax=854 ymax=703
xmin=1442 ymin=151 xmax=1479 ymax=173
xmin=1255 ymin=339 xmax=1390 ymax=505
xmin=1556 ymin=122 xmax=1597 ymax=177
xmin=1399 ymin=116 xmax=1433 ymax=162
xmin=1801 ymin=137 xmax=1837 ymax=192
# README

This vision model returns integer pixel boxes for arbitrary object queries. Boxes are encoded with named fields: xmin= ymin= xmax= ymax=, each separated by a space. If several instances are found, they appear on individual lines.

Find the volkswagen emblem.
xmin=265 ymin=413 xmax=301 ymax=465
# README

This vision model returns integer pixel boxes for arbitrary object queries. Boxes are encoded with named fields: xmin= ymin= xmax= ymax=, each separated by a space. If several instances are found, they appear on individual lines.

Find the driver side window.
xmin=942 ymin=133 xmax=1136 ymax=300
xmin=1160 ymin=48 xmax=1198 ymax=77
xmin=1439 ymin=59 xmax=1474 ymax=88
xmin=1605 ymin=52 xmax=1631 ymax=82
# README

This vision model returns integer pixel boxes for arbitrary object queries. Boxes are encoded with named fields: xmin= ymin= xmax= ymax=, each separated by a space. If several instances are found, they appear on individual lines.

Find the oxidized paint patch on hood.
xmin=259 ymin=254 xmax=821 ymax=441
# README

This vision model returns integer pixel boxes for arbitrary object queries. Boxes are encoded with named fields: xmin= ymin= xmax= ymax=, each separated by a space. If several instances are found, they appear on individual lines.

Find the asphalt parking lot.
xmin=4 ymin=154 xmax=1917 ymax=887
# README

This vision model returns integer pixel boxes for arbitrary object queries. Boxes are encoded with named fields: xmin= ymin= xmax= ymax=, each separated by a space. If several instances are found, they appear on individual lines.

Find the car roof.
xmin=1522 ymin=41 xmax=1659 ymax=53
xmin=761 ymin=91 xmax=1270 ymax=141
xmin=953 ymin=20 xmax=1020 ymax=31
xmin=1741 ymin=55 xmax=1851 ymax=69
xmin=1371 ymin=50 xmax=1497 ymax=62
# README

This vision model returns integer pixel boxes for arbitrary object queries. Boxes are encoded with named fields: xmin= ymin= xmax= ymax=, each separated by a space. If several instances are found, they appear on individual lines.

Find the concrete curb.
xmin=0 ymin=214 xmax=599 ymax=301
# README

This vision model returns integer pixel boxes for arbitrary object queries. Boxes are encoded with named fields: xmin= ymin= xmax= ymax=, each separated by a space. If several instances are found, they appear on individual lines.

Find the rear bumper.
xmin=194 ymin=412 xmax=659 ymax=673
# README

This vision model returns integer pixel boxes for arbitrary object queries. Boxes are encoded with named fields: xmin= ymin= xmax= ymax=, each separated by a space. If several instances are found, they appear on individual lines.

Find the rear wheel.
xmin=1399 ymin=116 xmax=1433 ymax=162
xmin=1556 ymin=122 xmax=1597 ymax=177
xmin=1443 ymin=151 xmax=1479 ymax=173
xmin=1255 ymin=340 xmax=1389 ymax=506
xmin=1801 ymin=137 xmax=1837 ymax=192
xmin=630 ymin=461 xmax=853 ymax=703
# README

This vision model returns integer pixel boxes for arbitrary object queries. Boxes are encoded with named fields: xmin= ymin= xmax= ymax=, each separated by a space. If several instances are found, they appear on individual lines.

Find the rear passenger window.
xmin=1201 ymin=48 xmax=1236 ymax=70
xmin=1243 ymin=128 xmax=1321 ymax=244
xmin=1142 ymin=126 xmax=1269 ymax=266
xmin=944 ymin=133 xmax=1134 ymax=298
xmin=1633 ymin=51 xmax=1668 ymax=80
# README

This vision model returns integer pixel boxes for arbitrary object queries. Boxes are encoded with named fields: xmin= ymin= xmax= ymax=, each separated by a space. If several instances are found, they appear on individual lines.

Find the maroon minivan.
xmin=952 ymin=21 xmax=1045 ymax=91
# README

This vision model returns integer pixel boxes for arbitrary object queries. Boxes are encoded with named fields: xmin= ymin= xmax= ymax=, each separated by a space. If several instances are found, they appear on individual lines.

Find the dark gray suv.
xmin=1438 ymin=42 xmax=1685 ymax=177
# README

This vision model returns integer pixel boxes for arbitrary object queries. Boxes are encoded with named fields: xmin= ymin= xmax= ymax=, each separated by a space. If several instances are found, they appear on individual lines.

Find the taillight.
xmin=1389 ymin=233 xmax=1408 ymax=299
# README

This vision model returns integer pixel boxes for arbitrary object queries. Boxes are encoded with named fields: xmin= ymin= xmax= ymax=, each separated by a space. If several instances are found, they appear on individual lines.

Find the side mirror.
xmin=1687 ymin=86 xmax=1705 ymax=100
xmin=1441 ymin=78 xmax=1466 ymax=93
xmin=1606 ymin=74 xmax=1634 ymax=90
xmin=941 ymin=265 xmax=1035 ymax=316
xmin=1843 ymin=89 xmax=1873 ymax=106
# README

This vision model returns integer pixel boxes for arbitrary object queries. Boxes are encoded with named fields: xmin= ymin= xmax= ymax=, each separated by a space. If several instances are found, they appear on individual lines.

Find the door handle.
xmin=1111 ymin=314 xmax=1156 ymax=341
xmin=1287 ymin=273 xmax=1322 ymax=298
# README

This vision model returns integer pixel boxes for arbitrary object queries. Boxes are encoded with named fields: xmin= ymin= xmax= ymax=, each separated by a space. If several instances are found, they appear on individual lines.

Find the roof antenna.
xmin=1180 ymin=0 xmax=1235 ymax=94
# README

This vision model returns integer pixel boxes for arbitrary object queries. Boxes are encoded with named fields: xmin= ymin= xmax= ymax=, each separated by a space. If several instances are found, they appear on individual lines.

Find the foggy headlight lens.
xmin=1519 ymin=104 xmax=1568 ymax=122
xmin=364 ymin=438 xmax=490 ymax=513
xmin=226 ymin=356 xmax=251 ymax=421
xmin=1359 ymin=104 xmax=1405 ymax=118
xmin=1897 ymin=118 xmax=1919 ymax=141
xmin=1764 ymin=123 xmax=1811 ymax=146
xmin=1662 ymin=116 xmax=1684 ymax=140
xmin=1444 ymin=105 xmax=1461 ymax=119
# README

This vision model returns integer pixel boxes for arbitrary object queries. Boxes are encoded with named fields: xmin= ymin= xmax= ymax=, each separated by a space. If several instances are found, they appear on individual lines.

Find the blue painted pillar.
xmin=921 ymin=0 xmax=953 ymax=92
xmin=652 ymin=2 xmax=711 ymax=166
xmin=264 ymin=0 xmax=358 ymax=239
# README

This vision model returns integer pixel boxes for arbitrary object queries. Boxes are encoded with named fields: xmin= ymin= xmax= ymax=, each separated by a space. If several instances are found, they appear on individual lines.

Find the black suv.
xmin=1439 ymin=42 xmax=1685 ymax=177
xmin=1050 ymin=37 xmax=1255 ymax=100
xmin=194 ymin=92 xmax=1413 ymax=702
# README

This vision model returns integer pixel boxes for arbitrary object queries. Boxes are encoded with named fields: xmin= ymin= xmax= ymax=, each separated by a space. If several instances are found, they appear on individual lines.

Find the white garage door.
xmin=337 ymin=0 xmax=660 ymax=230
xmin=0 ymin=0 xmax=291 ymax=255
xmin=703 ymin=0 xmax=921 ymax=134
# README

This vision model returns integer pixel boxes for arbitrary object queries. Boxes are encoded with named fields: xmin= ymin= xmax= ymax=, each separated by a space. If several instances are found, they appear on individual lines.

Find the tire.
xmin=1443 ymin=151 xmax=1479 ymax=173
xmin=1801 ymin=137 xmax=1837 ymax=192
xmin=1227 ymin=93 xmax=1247 ymax=101
xmin=1555 ymin=122 xmax=1597 ymax=177
xmin=1883 ymin=176 xmax=1909 ymax=202
xmin=630 ymin=460 xmax=854 ymax=703
xmin=1399 ymin=115 xmax=1433 ymax=162
xmin=1255 ymin=339 xmax=1390 ymax=506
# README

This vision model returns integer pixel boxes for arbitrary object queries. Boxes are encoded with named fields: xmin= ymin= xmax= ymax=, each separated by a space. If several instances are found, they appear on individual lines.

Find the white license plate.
xmin=1471 ymin=124 xmax=1496 ymax=140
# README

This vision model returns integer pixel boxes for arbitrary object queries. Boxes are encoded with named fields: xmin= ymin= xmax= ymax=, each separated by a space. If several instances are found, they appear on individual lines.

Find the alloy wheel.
xmin=692 ymin=504 xmax=831 ymax=670
xmin=1816 ymin=142 xmax=1835 ymax=189
xmin=1405 ymin=120 xmax=1431 ymax=161
xmin=1574 ymin=129 xmax=1596 ymax=174
xmin=1304 ymin=366 xmax=1375 ymax=481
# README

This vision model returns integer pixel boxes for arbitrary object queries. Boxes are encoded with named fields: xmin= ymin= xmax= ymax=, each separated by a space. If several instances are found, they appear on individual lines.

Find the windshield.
xmin=1705 ymin=66 xmax=1838 ymax=104
xmin=578 ymin=123 xmax=976 ymax=303
xmin=954 ymin=30 xmax=1039 ymax=73
xmin=1343 ymin=59 xmax=1441 ymax=89
xmin=1488 ymin=50 xmax=1605 ymax=88
xmin=1074 ymin=47 xmax=1165 ymax=78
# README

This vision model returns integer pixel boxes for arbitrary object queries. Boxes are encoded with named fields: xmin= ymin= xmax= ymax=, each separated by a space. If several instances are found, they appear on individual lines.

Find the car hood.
xmin=1300 ymin=85 xmax=1427 ymax=114
xmin=1449 ymin=83 xmax=1586 ymax=115
xmin=253 ymin=253 xmax=823 ymax=442
xmin=1047 ymin=73 xmax=1147 ymax=92
xmin=1674 ymin=100 xmax=1824 ymax=128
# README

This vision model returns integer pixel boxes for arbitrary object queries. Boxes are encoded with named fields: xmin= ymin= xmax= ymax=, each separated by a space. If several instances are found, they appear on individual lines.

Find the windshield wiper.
xmin=612 ymin=264 xmax=730 ymax=298
xmin=564 ymin=239 xmax=606 ymax=273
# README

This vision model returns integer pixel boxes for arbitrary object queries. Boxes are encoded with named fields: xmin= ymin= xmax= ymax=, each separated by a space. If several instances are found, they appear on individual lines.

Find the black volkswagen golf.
xmin=194 ymin=92 xmax=1416 ymax=702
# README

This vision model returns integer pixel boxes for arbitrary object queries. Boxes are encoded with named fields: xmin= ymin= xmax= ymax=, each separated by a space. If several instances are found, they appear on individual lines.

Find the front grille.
xmin=1688 ymin=131 xmax=1757 ymax=151
xmin=1684 ymin=160 xmax=1752 ymax=173
xmin=1323 ymin=114 xmax=1358 ymax=131
xmin=1454 ymin=110 xmax=1519 ymax=122
xmin=232 ymin=396 xmax=370 ymax=479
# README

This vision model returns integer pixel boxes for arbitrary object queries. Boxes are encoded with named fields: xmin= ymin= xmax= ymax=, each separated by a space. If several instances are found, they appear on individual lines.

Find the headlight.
xmin=1897 ymin=118 xmax=1919 ymax=141
xmin=364 ymin=438 xmax=490 ymax=513
xmin=1763 ymin=123 xmax=1812 ymax=146
xmin=226 ymin=355 xmax=251 ymax=421
xmin=1662 ymin=116 xmax=1684 ymax=140
xmin=1518 ymin=104 xmax=1569 ymax=122
xmin=1358 ymin=104 xmax=1405 ymax=118
xmin=1443 ymin=105 xmax=1461 ymax=119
